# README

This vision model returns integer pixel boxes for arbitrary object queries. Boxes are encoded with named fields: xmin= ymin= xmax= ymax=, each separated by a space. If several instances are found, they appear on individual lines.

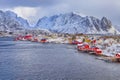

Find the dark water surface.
xmin=0 ymin=37 xmax=120 ymax=80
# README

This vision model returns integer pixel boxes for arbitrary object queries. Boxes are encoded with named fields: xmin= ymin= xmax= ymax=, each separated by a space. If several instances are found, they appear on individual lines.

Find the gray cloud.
xmin=0 ymin=0 xmax=60 ymax=8
xmin=0 ymin=0 xmax=120 ymax=25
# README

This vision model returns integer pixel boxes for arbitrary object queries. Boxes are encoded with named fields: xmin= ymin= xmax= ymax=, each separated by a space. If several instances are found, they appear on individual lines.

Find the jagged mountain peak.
xmin=0 ymin=10 xmax=119 ymax=34
xmin=0 ymin=10 xmax=30 ymax=33
xmin=5 ymin=10 xmax=17 ymax=18
xmin=35 ymin=12 xmax=118 ymax=34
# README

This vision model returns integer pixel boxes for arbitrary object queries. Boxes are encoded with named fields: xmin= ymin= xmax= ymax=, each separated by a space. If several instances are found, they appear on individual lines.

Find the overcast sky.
xmin=0 ymin=0 xmax=120 ymax=25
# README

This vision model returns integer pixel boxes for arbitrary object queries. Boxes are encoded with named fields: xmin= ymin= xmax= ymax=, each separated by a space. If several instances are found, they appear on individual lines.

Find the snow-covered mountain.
xmin=35 ymin=12 xmax=118 ymax=34
xmin=0 ymin=10 xmax=30 ymax=32
xmin=0 ymin=10 xmax=119 ymax=35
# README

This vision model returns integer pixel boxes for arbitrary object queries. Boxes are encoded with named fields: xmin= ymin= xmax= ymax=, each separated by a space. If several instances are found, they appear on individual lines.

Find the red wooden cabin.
xmin=77 ymin=44 xmax=90 ymax=52
xmin=91 ymin=47 xmax=102 ymax=55
xmin=40 ymin=39 xmax=47 ymax=43
xmin=24 ymin=35 xmax=32 ymax=41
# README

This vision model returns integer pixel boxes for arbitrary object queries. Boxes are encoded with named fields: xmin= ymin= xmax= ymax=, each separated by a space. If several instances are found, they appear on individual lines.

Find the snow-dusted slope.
xmin=0 ymin=10 xmax=30 ymax=32
xmin=36 ymin=12 xmax=118 ymax=34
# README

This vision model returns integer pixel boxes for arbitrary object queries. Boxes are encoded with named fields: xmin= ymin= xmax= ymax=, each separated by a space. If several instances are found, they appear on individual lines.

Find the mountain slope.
xmin=0 ymin=10 xmax=30 ymax=32
xmin=35 ymin=12 xmax=118 ymax=34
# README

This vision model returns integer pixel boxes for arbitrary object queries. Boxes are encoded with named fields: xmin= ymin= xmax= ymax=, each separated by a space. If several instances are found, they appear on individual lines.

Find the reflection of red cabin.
xmin=15 ymin=35 xmax=23 ymax=41
xmin=32 ymin=38 xmax=38 ymax=42
xmin=40 ymin=39 xmax=47 ymax=43
xmin=15 ymin=37 xmax=19 ymax=41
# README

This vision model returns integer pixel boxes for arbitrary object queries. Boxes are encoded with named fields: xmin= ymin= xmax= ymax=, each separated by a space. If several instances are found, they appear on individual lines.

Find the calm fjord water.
xmin=0 ymin=37 xmax=120 ymax=80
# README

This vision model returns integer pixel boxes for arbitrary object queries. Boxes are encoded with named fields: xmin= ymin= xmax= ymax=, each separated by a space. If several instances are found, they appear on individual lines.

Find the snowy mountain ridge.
xmin=0 ymin=10 xmax=119 ymax=34
xmin=35 ymin=12 xmax=119 ymax=34
xmin=0 ymin=10 xmax=30 ymax=33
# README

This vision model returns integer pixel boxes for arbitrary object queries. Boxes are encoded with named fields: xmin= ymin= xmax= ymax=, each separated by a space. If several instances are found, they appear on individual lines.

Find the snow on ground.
xmin=47 ymin=37 xmax=68 ymax=43
xmin=103 ymin=44 xmax=120 ymax=56
xmin=96 ymin=38 xmax=120 ymax=56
